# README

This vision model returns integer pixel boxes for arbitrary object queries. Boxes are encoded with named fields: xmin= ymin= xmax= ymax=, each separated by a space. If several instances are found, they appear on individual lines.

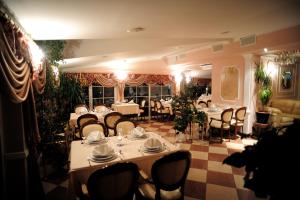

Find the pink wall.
xmin=176 ymin=25 xmax=300 ymax=106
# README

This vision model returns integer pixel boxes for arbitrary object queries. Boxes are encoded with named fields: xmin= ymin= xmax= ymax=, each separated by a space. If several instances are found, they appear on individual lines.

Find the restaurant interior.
xmin=1 ymin=1 xmax=300 ymax=200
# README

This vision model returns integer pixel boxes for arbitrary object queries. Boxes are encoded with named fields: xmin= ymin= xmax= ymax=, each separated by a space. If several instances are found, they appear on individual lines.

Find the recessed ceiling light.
xmin=264 ymin=48 xmax=268 ymax=52
xmin=221 ymin=31 xmax=230 ymax=34
xmin=126 ymin=26 xmax=146 ymax=33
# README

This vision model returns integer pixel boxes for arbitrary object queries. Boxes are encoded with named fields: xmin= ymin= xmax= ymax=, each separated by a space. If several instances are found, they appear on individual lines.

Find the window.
xmin=92 ymin=84 xmax=114 ymax=107
xmin=151 ymin=84 xmax=172 ymax=100
xmin=124 ymin=83 xmax=149 ymax=105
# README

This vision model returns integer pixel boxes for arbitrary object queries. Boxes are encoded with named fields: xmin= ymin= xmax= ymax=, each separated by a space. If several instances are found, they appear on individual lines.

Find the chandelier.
xmin=274 ymin=50 xmax=300 ymax=65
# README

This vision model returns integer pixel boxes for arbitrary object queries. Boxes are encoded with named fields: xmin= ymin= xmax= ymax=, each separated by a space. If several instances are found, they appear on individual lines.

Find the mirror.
xmin=221 ymin=66 xmax=239 ymax=100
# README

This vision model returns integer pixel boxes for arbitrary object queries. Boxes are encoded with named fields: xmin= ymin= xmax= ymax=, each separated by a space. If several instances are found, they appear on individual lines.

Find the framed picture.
xmin=276 ymin=64 xmax=297 ymax=97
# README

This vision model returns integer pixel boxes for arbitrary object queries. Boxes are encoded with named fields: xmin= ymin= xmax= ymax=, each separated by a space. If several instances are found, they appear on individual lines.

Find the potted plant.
xmin=254 ymin=63 xmax=272 ymax=124
xmin=172 ymin=94 xmax=206 ymax=142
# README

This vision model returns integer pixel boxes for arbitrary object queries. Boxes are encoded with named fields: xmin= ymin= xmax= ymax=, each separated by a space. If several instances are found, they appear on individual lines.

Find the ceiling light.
xmin=264 ymin=48 xmax=268 ymax=52
xmin=126 ymin=26 xmax=146 ymax=33
xmin=221 ymin=31 xmax=230 ymax=34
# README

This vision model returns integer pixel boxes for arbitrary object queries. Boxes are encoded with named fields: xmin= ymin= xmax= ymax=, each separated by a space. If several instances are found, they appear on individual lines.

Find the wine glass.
xmin=117 ymin=127 xmax=123 ymax=146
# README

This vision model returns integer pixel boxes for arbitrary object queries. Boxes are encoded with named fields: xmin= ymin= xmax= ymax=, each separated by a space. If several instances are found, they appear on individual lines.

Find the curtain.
xmin=0 ymin=14 xmax=46 ymax=200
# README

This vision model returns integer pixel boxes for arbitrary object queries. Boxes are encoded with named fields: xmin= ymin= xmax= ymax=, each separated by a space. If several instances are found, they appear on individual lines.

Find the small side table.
xmin=253 ymin=122 xmax=269 ymax=139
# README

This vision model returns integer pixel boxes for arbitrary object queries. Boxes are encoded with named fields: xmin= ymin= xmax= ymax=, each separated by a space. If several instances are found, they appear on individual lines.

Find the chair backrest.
xmin=140 ymin=99 xmax=146 ymax=108
xmin=235 ymin=106 xmax=247 ymax=121
xmin=151 ymin=151 xmax=191 ymax=198
xmin=207 ymin=100 xmax=212 ymax=107
xmin=114 ymin=118 xmax=136 ymax=136
xmin=77 ymin=113 xmax=98 ymax=129
xmin=75 ymin=104 xmax=88 ymax=114
xmin=221 ymin=108 xmax=234 ymax=124
xmin=198 ymin=101 xmax=208 ymax=108
xmin=104 ymin=112 xmax=123 ymax=131
xmin=150 ymin=99 xmax=156 ymax=111
xmin=94 ymin=105 xmax=107 ymax=112
xmin=80 ymin=121 xmax=106 ymax=138
xmin=87 ymin=162 xmax=139 ymax=200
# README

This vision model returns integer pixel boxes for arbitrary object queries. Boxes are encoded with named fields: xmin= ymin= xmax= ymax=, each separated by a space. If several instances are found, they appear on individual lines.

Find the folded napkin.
xmin=87 ymin=131 xmax=104 ymax=142
xmin=128 ymin=100 xmax=134 ymax=103
xmin=92 ymin=143 xmax=114 ymax=157
xmin=144 ymin=138 xmax=162 ymax=149
xmin=160 ymin=99 xmax=165 ymax=102
xmin=132 ymin=127 xmax=145 ymax=137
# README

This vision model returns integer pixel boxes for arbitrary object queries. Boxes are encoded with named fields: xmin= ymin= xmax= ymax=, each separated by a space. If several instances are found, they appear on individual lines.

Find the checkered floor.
xmin=42 ymin=120 xmax=265 ymax=200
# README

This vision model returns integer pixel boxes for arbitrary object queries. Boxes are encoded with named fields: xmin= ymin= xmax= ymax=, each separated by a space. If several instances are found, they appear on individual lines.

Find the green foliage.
xmin=255 ymin=63 xmax=272 ymax=108
xmin=172 ymin=94 xmax=206 ymax=133
xmin=35 ymin=40 xmax=66 ymax=66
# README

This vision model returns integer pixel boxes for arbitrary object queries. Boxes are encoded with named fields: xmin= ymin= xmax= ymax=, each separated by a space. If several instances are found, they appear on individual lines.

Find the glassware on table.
xmin=117 ymin=127 xmax=123 ymax=146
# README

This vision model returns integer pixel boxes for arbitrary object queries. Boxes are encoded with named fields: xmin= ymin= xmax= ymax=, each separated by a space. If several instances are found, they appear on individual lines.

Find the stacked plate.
xmin=88 ymin=144 xmax=116 ymax=162
xmin=142 ymin=138 xmax=164 ymax=153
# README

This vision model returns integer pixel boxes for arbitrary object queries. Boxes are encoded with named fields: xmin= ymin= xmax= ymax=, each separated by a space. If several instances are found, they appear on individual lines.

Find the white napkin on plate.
xmin=144 ymin=138 xmax=162 ymax=149
xmin=87 ymin=131 xmax=104 ymax=142
xmin=92 ymin=143 xmax=114 ymax=157
xmin=132 ymin=127 xmax=145 ymax=137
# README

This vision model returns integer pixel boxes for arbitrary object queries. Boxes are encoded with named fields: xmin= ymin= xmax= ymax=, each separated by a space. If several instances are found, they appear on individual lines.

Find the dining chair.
xmin=208 ymin=108 xmax=234 ymax=143
xmin=114 ymin=118 xmax=136 ymax=136
xmin=155 ymin=100 xmax=171 ymax=121
xmin=207 ymin=100 xmax=212 ymax=108
xmin=75 ymin=104 xmax=89 ymax=114
xmin=75 ymin=113 xmax=98 ymax=139
xmin=198 ymin=100 xmax=208 ymax=108
xmin=80 ymin=120 xmax=106 ymax=139
xmin=136 ymin=150 xmax=191 ymax=200
xmin=94 ymin=104 xmax=107 ymax=113
xmin=81 ymin=162 xmax=139 ymax=200
xmin=150 ymin=99 xmax=157 ymax=119
xmin=104 ymin=111 xmax=123 ymax=136
xmin=231 ymin=107 xmax=247 ymax=138
xmin=139 ymin=99 xmax=147 ymax=120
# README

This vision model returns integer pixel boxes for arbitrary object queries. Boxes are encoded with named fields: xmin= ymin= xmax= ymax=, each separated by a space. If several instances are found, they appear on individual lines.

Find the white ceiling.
xmin=4 ymin=0 xmax=300 ymax=76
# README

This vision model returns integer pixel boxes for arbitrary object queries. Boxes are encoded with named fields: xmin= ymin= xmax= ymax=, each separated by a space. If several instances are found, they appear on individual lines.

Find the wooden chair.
xmin=198 ymin=100 xmax=208 ymax=108
xmin=139 ymin=99 xmax=147 ymax=120
xmin=150 ymin=99 xmax=157 ymax=119
xmin=75 ymin=104 xmax=89 ymax=114
xmin=80 ymin=120 xmax=106 ymax=139
xmin=82 ymin=162 xmax=139 ymax=200
xmin=207 ymin=100 xmax=212 ymax=107
xmin=75 ymin=114 xmax=98 ymax=139
xmin=155 ymin=100 xmax=171 ymax=121
xmin=231 ymin=107 xmax=247 ymax=137
xmin=104 ymin=112 xmax=123 ymax=136
xmin=137 ymin=151 xmax=191 ymax=200
xmin=208 ymin=108 xmax=234 ymax=143
xmin=94 ymin=104 xmax=108 ymax=113
xmin=114 ymin=118 xmax=136 ymax=136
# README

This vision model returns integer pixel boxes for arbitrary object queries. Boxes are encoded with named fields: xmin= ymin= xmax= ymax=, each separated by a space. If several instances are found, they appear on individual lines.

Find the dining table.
xmin=111 ymin=103 xmax=140 ymax=115
xmin=68 ymin=132 xmax=179 ymax=200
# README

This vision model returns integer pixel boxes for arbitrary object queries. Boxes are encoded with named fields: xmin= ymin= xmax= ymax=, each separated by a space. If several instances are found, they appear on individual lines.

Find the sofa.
xmin=265 ymin=99 xmax=300 ymax=128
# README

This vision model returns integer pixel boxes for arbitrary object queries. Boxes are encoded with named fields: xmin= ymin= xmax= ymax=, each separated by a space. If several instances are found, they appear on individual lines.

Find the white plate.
xmin=88 ymin=153 xmax=117 ymax=162
xmin=142 ymin=146 xmax=164 ymax=153
xmin=87 ymin=138 xmax=107 ymax=144
xmin=129 ymin=133 xmax=148 ymax=140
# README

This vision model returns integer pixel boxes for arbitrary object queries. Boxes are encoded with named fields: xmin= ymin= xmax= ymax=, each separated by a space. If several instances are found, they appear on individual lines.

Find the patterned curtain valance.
xmin=0 ymin=15 xmax=46 ymax=103
xmin=65 ymin=72 xmax=175 ymax=86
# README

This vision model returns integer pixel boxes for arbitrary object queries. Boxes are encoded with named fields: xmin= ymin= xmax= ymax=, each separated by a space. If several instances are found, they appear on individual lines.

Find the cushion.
xmin=138 ymin=183 xmax=181 ymax=200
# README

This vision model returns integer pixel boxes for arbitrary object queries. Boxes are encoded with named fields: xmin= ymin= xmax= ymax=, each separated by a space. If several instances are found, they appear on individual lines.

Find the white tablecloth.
xmin=69 ymin=112 xmax=105 ymax=129
xmin=111 ymin=103 xmax=140 ymax=115
xmin=68 ymin=132 xmax=179 ymax=199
